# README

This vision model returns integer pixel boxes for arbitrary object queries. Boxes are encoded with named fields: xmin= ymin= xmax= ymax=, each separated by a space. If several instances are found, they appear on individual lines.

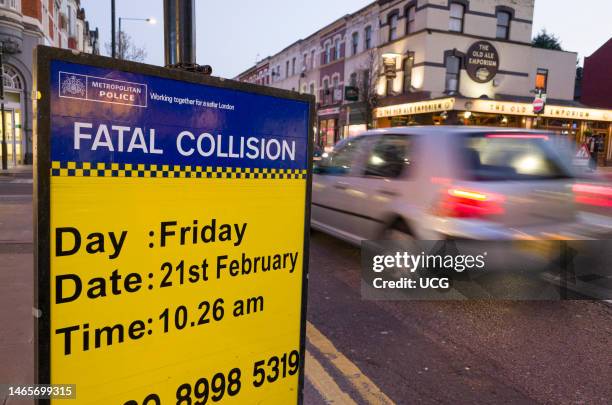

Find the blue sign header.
xmin=50 ymin=61 xmax=310 ymax=170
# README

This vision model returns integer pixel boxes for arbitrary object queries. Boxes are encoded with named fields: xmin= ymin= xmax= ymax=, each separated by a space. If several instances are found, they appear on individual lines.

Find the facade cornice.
xmin=0 ymin=14 xmax=24 ymax=31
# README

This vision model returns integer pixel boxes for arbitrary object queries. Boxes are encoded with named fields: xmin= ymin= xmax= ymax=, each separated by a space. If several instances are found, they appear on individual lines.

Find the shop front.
xmin=373 ymin=97 xmax=612 ymax=166
xmin=317 ymin=107 xmax=341 ymax=150
xmin=0 ymin=64 xmax=26 ymax=167
xmin=340 ymin=102 xmax=368 ymax=139
xmin=374 ymin=98 xmax=456 ymax=128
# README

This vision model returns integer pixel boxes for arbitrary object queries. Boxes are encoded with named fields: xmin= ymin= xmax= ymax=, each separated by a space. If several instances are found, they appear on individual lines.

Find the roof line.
xmin=236 ymin=1 xmax=378 ymax=78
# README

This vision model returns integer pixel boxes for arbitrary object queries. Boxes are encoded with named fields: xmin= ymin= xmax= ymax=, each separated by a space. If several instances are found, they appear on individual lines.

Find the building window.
xmin=334 ymin=38 xmax=341 ymax=60
xmin=285 ymin=60 xmax=290 ymax=78
xmin=389 ymin=13 xmax=399 ymax=41
xmin=496 ymin=11 xmax=511 ymax=39
xmin=535 ymin=68 xmax=548 ymax=92
xmin=449 ymin=3 xmax=465 ymax=33
xmin=2 ymin=65 xmax=23 ymax=90
xmin=323 ymin=78 xmax=329 ymax=104
xmin=303 ymin=53 xmax=308 ymax=71
xmin=332 ymin=76 xmax=340 ymax=101
xmin=351 ymin=32 xmax=359 ymax=55
xmin=364 ymin=26 xmax=372 ymax=49
xmin=349 ymin=72 xmax=357 ymax=87
xmin=362 ymin=69 xmax=370 ymax=99
xmin=292 ymin=57 xmax=296 ymax=75
xmin=445 ymin=54 xmax=461 ymax=93
xmin=311 ymin=49 xmax=316 ymax=69
xmin=67 ymin=4 xmax=73 ymax=34
xmin=402 ymin=54 xmax=414 ymax=93
xmin=310 ymin=83 xmax=315 ymax=95
xmin=386 ymin=76 xmax=394 ymax=96
xmin=406 ymin=6 xmax=416 ymax=34
xmin=325 ymin=43 xmax=332 ymax=64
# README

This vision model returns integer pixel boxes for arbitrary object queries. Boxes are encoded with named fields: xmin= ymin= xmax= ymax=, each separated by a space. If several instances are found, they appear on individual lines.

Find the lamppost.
xmin=111 ymin=0 xmax=116 ymax=58
xmin=117 ymin=17 xmax=156 ymax=59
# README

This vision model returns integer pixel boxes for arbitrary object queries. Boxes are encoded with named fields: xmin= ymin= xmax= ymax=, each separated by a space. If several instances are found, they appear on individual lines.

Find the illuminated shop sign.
xmin=470 ymin=100 xmax=612 ymax=122
xmin=374 ymin=98 xmax=455 ymax=118
xmin=376 ymin=97 xmax=612 ymax=123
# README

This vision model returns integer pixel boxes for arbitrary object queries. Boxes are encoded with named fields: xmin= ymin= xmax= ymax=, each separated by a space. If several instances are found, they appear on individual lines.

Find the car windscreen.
xmin=462 ymin=134 xmax=572 ymax=181
xmin=314 ymin=136 xmax=368 ymax=175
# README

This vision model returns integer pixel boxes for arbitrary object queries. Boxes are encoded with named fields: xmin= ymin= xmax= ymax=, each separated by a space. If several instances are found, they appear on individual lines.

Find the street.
xmin=1 ymin=170 xmax=611 ymax=404
xmin=0 ymin=0 xmax=611 ymax=403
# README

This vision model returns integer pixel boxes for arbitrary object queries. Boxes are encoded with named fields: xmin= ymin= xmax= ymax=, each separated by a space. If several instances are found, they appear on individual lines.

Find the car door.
xmin=311 ymin=136 xmax=372 ymax=241
xmin=344 ymin=134 xmax=417 ymax=240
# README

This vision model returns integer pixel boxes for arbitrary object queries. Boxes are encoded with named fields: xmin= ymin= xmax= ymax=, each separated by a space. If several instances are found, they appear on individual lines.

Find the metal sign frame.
xmin=34 ymin=45 xmax=314 ymax=404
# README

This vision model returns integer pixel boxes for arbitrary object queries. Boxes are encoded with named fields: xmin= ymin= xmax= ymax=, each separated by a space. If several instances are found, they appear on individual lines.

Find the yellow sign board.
xmin=35 ymin=47 xmax=312 ymax=404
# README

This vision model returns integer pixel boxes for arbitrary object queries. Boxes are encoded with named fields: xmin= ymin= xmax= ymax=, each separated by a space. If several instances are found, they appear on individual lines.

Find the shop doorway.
xmin=584 ymin=132 xmax=606 ymax=167
xmin=0 ymin=108 xmax=23 ymax=167
xmin=319 ymin=118 xmax=339 ymax=149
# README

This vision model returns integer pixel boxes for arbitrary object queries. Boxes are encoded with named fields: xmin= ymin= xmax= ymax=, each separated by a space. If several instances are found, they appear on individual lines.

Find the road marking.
xmin=307 ymin=322 xmax=395 ymax=405
xmin=9 ymin=179 xmax=33 ymax=184
xmin=305 ymin=350 xmax=357 ymax=404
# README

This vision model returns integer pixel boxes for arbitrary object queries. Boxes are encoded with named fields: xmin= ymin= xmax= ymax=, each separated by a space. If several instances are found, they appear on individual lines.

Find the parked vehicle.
xmin=311 ymin=126 xmax=611 ymax=243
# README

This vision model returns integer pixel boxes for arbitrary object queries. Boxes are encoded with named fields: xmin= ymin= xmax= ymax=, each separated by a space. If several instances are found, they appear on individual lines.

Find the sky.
xmin=80 ymin=0 xmax=612 ymax=78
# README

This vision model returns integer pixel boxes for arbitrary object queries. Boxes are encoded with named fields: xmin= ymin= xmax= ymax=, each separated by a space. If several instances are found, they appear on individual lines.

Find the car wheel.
xmin=383 ymin=219 xmax=414 ymax=241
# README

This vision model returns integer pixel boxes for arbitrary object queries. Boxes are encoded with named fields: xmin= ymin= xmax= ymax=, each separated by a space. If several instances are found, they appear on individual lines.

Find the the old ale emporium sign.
xmin=465 ymin=41 xmax=500 ymax=83
xmin=34 ymin=46 xmax=312 ymax=404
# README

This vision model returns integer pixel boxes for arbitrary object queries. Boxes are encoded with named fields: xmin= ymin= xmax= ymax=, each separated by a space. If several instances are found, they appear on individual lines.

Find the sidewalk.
xmin=0 ymin=177 xmax=34 ymax=404
xmin=596 ymin=166 xmax=612 ymax=180
xmin=0 ymin=164 xmax=33 ymax=178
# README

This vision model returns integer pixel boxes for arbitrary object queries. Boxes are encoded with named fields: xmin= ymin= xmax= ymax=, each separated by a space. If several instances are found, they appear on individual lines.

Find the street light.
xmin=117 ymin=17 xmax=156 ymax=59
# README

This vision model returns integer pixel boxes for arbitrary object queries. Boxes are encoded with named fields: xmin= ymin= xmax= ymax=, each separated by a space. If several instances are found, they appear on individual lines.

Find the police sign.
xmin=34 ymin=46 xmax=313 ymax=404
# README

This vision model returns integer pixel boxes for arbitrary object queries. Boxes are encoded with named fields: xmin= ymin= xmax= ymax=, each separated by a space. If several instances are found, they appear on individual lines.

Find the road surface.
xmin=1 ymin=169 xmax=611 ymax=404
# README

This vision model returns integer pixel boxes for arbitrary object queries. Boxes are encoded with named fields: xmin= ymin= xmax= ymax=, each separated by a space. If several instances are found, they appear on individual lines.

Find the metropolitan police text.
xmin=73 ymin=122 xmax=297 ymax=161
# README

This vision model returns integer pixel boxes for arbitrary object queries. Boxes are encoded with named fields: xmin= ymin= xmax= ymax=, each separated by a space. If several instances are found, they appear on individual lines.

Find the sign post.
xmin=34 ymin=46 xmax=313 ymax=404
xmin=533 ymin=91 xmax=547 ymax=115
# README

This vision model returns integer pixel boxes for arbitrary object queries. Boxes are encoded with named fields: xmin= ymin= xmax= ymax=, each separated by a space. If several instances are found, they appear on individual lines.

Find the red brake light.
xmin=572 ymin=183 xmax=612 ymax=208
xmin=437 ymin=187 xmax=505 ymax=218
xmin=486 ymin=134 xmax=549 ymax=140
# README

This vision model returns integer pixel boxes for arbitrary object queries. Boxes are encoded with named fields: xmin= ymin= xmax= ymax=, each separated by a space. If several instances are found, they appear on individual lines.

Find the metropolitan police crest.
xmin=61 ymin=74 xmax=86 ymax=97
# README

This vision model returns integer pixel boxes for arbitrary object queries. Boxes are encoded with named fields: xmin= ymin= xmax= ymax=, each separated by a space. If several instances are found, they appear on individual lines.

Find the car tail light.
xmin=572 ymin=183 xmax=612 ymax=208
xmin=436 ymin=187 xmax=506 ymax=218
xmin=486 ymin=134 xmax=549 ymax=140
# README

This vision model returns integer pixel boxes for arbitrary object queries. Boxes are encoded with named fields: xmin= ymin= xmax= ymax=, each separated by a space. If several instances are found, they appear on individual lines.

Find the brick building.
xmin=582 ymin=38 xmax=612 ymax=110
xmin=0 ymin=0 xmax=99 ymax=167
xmin=236 ymin=0 xmax=612 ymax=164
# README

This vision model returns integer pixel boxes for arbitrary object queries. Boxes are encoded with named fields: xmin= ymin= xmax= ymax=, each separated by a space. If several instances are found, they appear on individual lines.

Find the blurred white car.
xmin=311 ymin=126 xmax=612 ymax=242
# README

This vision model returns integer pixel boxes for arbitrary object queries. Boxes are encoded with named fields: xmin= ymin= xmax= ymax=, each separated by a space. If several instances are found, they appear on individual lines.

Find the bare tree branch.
xmin=104 ymin=31 xmax=147 ymax=62
xmin=357 ymin=50 xmax=381 ymax=129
